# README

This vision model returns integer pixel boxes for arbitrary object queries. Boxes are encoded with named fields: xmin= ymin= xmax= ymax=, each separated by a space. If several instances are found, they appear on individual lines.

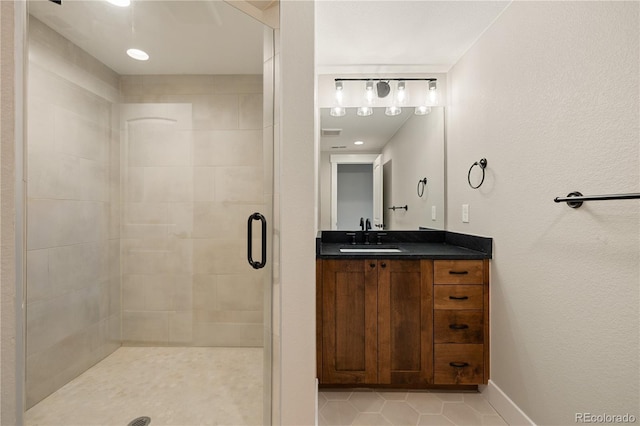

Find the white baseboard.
xmin=481 ymin=380 xmax=537 ymax=425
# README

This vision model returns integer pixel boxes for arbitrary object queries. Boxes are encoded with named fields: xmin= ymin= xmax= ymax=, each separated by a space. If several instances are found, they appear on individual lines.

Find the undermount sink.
xmin=339 ymin=247 xmax=403 ymax=253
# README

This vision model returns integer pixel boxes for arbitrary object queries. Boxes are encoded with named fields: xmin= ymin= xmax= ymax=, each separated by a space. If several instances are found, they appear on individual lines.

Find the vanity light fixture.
xmin=333 ymin=78 xmax=438 ymax=117
xmin=127 ymin=48 xmax=149 ymax=61
xmin=357 ymin=106 xmax=373 ymax=116
xmin=330 ymin=106 xmax=346 ymax=117
xmin=106 ymin=0 xmax=130 ymax=6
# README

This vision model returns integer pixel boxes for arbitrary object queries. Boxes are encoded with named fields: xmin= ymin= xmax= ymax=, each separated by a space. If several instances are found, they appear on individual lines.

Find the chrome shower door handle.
xmin=247 ymin=212 xmax=267 ymax=269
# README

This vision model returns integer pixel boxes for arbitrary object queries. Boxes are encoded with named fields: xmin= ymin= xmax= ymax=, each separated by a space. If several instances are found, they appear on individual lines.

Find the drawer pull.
xmin=449 ymin=295 xmax=469 ymax=300
xmin=449 ymin=362 xmax=470 ymax=368
xmin=449 ymin=324 xmax=469 ymax=330
xmin=449 ymin=270 xmax=469 ymax=275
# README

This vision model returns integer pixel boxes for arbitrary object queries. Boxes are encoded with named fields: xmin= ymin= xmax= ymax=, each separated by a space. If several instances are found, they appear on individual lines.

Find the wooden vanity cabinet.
xmin=433 ymin=260 xmax=489 ymax=385
xmin=318 ymin=259 xmax=433 ymax=385
xmin=317 ymin=258 xmax=489 ymax=388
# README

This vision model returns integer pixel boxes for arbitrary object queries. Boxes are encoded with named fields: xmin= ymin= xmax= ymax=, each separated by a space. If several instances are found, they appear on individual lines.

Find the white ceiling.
xmin=28 ymin=0 xmax=265 ymax=75
xmin=315 ymin=0 xmax=511 ymax=72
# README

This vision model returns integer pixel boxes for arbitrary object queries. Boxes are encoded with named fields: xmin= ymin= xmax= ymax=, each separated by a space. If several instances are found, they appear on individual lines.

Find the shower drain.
xmin=128 ymin=417 xmax=151 ymax=426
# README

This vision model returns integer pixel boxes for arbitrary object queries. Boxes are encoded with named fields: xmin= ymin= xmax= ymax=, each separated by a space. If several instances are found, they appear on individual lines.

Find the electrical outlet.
xmin=431 ymin=206 xmax=437 ymax=221
xmin=462 ymin=204 xmax=469 ymax=223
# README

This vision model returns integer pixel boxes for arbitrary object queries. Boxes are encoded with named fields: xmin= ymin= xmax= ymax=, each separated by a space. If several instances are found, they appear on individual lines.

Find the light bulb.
xmin=385 ymin=106 xmax=402 ymax=116
xmin=396 ymin=81 xmax=406 ymax=104
xmin=428 ymin=80 xmax=438 ymax=105
xmin=414 ymin=106 xmax=431 ymax=115
xmin=365 ymin=81 xmax=375 ymax=104
xmin=335 ymin=81 xmax=344 ymax=104
xmin=330 ymin=107 xmax=346 ymax=117
xmin=354 ymin=141 xmax=364 ymax=145
xmin=357 ymin=106 xmax=373 ymax=116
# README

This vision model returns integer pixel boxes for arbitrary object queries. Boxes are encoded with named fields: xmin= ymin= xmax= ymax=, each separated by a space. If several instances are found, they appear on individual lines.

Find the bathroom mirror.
xmin=318 ymin=106 xmax=445 ymax=231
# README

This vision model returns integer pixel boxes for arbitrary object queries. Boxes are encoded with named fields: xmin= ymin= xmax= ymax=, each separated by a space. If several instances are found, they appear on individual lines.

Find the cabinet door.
xmin=322 ymin=259 xmax=378 ymax=384
xmin=378 ymin=260 xmax=433 ymax=385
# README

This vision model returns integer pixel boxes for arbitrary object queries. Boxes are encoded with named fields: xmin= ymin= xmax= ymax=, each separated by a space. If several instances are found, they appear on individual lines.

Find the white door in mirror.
xmin=373 ymin=154 xmax=384 ymax=229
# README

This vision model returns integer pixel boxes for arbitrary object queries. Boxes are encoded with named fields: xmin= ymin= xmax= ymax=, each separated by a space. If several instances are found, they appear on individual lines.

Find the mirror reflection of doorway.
xmin=337 ymin=164 xmax=373 ymax=230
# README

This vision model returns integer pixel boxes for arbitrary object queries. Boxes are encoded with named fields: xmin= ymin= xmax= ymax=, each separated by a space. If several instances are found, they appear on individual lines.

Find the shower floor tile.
xmin=25 ymin=347 xmax=263 ymax=426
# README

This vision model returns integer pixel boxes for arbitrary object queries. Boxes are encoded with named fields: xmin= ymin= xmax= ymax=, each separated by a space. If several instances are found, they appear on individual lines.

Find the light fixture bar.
xmin=335 ymin=78 xmax=437 ymax=82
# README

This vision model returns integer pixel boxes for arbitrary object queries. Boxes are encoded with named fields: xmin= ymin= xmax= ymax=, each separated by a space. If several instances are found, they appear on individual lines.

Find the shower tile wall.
xmin=25 ymin=18 xmax=121 ymax=408
xmin=120 ymin=75 xmax=265 ymax=347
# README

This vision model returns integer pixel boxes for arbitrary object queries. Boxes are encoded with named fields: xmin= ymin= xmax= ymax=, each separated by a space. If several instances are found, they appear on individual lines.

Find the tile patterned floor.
xmin=318 ymin=389 xmax=508 ymax=426
xmin=25 ymin=347 xmax=263 ymax=426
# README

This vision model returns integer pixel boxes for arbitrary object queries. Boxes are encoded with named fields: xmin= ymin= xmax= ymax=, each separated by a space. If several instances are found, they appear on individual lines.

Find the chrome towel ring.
xmin=417 ymin=178 xmax=428 ymax=197
xmin=468 ymin=158 xmax=488 ymax=189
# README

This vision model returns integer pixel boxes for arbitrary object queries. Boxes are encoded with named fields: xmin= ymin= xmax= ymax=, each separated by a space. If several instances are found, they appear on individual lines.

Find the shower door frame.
xmin=14 ymin=2 xmax=278 ymax=424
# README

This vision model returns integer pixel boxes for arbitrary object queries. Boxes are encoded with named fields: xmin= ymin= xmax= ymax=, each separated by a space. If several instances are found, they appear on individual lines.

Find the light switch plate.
xmin=431 ymin=206 xmax=436 ymax=221
xmin=462 ymin=204 xmax=469 ymax=223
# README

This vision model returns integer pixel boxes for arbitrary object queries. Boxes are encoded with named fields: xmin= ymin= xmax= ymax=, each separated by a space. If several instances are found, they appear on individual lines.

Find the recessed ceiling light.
xmin=127 ymin=48 xmax=149 ymax=61
xmin=106 ymin=0 xmax=130 ymax=7
xmin=354 ymin=141 xmax=364 ymax=145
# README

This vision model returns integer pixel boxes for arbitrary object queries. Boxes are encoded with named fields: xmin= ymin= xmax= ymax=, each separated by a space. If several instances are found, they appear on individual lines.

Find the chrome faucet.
xmin=365 ymin=218 xmax=372 ymax=231
xmin=359 ymin=217 xmax=365 ymax=231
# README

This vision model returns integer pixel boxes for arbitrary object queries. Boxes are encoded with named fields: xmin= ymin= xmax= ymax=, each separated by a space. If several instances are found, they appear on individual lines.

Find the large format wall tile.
xmin=26 ymin=17 xmax=121 ymax=409
xmin=120 ymin=78 xmax=265 ymax=348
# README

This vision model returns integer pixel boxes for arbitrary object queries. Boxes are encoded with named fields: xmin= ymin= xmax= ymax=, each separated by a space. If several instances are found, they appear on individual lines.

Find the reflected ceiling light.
xmin=354 ymin=141 xmax=364 ymax=145
xmin=396 ymin=81 xmax=406 ymax=103
xmin=385 ymin=106 xmax=402 ymax=116
xmin=330 ymin=106 xmax=346 ymax=117
xmin=357 ymin=106 xmax=373 ymax=116
xmin=127 ymin=48 xmax=149 ymax=61
xmin=415 ymin=106 xmax=432 ymax=115
xmin=106 ymin=0 xmax=130 ymax=6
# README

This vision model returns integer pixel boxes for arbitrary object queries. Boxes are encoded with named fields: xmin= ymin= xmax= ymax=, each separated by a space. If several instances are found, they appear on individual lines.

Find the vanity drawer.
xmin=434 ymin=285 xmax=483 ymax=310
xmin=434 ymin=260 xmax=484 ymax=284
xmin=434 ymin=344 xmax=484 ymax=384
xmin=434 ymin=310 xmax=483 ymax=344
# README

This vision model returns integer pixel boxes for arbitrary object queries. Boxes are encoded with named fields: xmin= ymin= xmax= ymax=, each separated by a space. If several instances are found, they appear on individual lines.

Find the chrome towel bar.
xmin=554 ymin=191 xmax=640 ymax=208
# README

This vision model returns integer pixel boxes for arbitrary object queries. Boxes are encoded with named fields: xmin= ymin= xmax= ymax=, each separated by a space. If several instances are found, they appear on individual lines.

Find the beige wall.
xmin=279 ymin=1 xmax=316 ymax=424
xmin=447 ymin=2 xmax=639 ymax=424
xmin=25 ymin=17 xmax=121 ymax=409
xmin=120 ymin=75 xmax=265 ymax=347
xmin=1 ymin=1 xmax=20 ymax=424
xmin=381 ymin=108 xmax=445 ymax=230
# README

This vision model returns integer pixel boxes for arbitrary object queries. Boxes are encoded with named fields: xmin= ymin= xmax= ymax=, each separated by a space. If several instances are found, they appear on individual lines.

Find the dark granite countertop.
xmin=317 ymin=230 xmax=492 ymax=260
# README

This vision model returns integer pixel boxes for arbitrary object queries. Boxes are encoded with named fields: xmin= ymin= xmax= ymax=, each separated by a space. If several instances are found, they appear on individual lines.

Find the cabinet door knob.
xmin=380 ymin=262 xmax=387 ymax=268
xmin=449 ymin=362 xmax=470 ymax=368
xmin=370 ymin=263 xmax=376 ymax=268
xmin=449 ymin=324 xmax=469 ymax=330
